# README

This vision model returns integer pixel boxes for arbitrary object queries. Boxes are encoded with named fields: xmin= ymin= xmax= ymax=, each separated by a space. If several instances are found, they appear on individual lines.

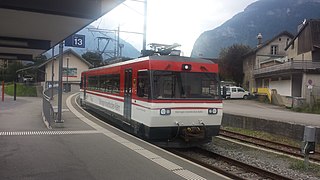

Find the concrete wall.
xmin=222 ymin=113 xmax=320 ymax=143
xmin=302 ymin=73 xmax=320 ymax=98
xmin=287 ymin=37 xmax=313 ymax=61
xmin=243 ymin=55 xmax=255 ymax=92
xmin=256 ymin=35 xmax=291 ymax=68
xmin=287 ymin=38 xmax=298 ymax=61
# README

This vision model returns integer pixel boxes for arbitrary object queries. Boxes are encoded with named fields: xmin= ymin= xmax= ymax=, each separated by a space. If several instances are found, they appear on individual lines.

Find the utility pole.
xmin=143 ymin=0 xmax=147 ymax=51
xmin=117 ymin=26 xmax=120 ymax=57
xmin=51 ymin=47 xmax=54 ymax=99
xmin=66 ymin=57 xmax=69 ymax=92
xmin=1 ymin=80 xmax=4 ymax=102
xmin=113 ymin=30 xmax=117 ymax=58
xmin=56 ymin=42 xmax=64 ymax=125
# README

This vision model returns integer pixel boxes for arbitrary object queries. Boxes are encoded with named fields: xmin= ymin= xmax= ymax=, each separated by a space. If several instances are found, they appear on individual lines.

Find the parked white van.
xmin=222 ymin=86 xmax=250 ymax=99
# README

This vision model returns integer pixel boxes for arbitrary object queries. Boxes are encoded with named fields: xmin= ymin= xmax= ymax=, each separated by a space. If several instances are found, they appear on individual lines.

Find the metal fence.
xmin=42 ymin=85 xmax=58 ymax=128
xmin=306 ymin=85 xmax=320 ymax=106
xmin=253 ymin=61 xmax=320 ymax=75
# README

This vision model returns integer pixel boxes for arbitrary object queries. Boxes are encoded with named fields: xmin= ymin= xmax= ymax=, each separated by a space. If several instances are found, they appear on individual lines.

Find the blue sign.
xmin=65 ymin=34 xmax=85 ymax=48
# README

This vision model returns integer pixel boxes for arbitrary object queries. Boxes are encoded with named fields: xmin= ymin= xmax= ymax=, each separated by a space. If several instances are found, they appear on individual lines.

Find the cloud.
xmin=91 ymin=0 xmax=258 ymax=56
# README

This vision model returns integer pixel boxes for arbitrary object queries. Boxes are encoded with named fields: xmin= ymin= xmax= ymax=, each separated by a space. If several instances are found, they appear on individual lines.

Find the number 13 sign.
xmin=65 ymin=34 xmax=85 ymax=48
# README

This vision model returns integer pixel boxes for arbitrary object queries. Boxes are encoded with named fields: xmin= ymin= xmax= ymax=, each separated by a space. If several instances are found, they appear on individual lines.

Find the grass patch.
xmin=222 ymin=126 xmax=320 ymax=152
xmin=223 ymin=127 xmax=320 ymax=177
xmin=290 ymin=160 xmax=320 ymax=177
xmin=293 ymin=105 xmax=320 ymax=114
xmin=4 ymin=83 xmax=37 ymax=97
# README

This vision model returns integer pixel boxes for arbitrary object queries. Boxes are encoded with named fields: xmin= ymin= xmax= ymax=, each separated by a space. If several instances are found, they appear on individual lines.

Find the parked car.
xmin=222 ymin=86 xmax=250 ymax=99
xmin=23 ymin=75 xmax=33 ymax=82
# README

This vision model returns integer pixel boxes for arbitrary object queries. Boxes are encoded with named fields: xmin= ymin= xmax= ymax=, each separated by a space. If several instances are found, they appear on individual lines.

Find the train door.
xmin=124 ymin=69 xmax=132 ymax=122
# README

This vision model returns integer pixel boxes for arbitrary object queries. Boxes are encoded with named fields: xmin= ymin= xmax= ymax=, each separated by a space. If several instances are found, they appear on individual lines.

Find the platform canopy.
xmin=0 ymin=0 xmax=125 ymax=61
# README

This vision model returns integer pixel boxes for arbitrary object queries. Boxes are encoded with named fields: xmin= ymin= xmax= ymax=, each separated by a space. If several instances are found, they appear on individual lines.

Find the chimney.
xmin=257 ymin=33 xmax=263 ymax=47
xmin=298 ymin=19 xmax=307 ymax=32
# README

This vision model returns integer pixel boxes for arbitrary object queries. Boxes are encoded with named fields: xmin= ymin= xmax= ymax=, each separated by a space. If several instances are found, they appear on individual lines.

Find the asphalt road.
xmin=223 ymin=99 xmax=320 ymax=127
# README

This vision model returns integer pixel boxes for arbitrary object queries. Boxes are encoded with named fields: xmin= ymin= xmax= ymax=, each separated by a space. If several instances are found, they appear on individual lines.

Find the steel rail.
xmin=219 ymin=129 xmax=320 ymax=162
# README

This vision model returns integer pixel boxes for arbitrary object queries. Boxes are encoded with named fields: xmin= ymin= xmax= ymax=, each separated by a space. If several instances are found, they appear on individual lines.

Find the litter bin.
xmin=292 ymin=97 xmax=306 ymax=109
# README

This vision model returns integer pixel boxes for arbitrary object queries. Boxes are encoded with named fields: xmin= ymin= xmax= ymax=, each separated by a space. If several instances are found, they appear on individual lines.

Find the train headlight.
xmin=208 ymin=108 xmax=218 ymax=115
xmin=160 ymin=108 xmax=171 ymax=115
xmin=182 ymin=64 xmax=192 ymax=71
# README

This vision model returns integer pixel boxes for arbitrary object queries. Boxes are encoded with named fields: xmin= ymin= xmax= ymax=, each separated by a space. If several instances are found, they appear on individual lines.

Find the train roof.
xmin=84 ymin=55 xmax=216 ymax=72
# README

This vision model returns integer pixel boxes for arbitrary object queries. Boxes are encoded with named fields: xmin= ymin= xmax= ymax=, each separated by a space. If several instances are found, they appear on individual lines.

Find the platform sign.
xmin=65 ymin=34 xmax=85 ymax=48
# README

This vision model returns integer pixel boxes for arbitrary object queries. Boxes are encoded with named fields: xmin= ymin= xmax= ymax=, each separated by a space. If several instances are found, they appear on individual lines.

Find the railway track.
xmin=167 ymin=147 xmax=293 ymax=180
xmin=219 ymin=129 xmax=320 ymax=163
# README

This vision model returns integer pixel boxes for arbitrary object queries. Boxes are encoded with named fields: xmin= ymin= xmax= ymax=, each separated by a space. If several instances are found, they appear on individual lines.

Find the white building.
xmin=38 ymin=48 xmax=92 ymax=91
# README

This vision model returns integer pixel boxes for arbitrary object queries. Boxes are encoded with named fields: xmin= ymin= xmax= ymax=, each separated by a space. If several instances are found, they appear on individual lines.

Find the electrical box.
xmin=303 ymin=126 xmax=316 ymax=142
xmin=302 ymin=126 xmax=316 ymax=155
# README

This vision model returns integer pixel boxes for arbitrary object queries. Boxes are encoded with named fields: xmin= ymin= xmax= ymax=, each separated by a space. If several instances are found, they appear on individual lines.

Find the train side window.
xmin=110 ymin=74 xmax=120 ymax=94
xmin=137 ymin=71 xmax=149 ymax=98
xmin=100 ymin=75 xmax=107 ymax=92
xmin=88 ymin=76 xmax=99 ymax=90
xmin=100 ymin=74 xmax=120 ymax=94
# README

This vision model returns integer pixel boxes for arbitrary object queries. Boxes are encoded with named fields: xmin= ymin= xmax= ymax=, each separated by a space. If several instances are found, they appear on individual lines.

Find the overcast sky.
xmin=91 ymin=0 xmax=258 ymax=56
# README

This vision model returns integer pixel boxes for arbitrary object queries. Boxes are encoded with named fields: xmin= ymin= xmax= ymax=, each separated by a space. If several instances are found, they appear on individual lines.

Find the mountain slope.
xmin=45 ymin=25 xmax=140 ymax=59
xmin=74 ymin=26 xmax=140 ymax=58
xmin=191 ymin=0 xmax=320 ymax=58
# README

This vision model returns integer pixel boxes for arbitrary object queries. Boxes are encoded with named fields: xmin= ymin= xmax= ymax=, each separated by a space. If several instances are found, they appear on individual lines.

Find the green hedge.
xmin=4 ymin=83 xmax=37 ymax=97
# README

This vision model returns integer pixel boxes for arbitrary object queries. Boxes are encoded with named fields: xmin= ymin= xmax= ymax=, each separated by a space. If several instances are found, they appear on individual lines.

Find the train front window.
xmin=152 ymin=71 xmax=220 ymax=99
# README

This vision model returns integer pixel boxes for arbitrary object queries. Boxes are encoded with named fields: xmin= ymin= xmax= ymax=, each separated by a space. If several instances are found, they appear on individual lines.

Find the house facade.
xmin=243 ymin=31 xmax=294 ymax=96
xmin=285 ymin=19 xmax=320 ymax=99
xmin=243 ymin=19 xmax=320 ymax=103
xmin=38 ymin=48 xmax=92 ymax=90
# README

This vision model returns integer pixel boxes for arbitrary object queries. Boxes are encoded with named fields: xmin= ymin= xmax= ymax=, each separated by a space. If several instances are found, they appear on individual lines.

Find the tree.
xmin=4 ymin=61 xmax=24 ymax=82
xmin=33 ymin=55 xmax=47 ymax=65
xmin=81 ymin=51 xmax=103 ymax=67
xmin=218 ymin=44 xmax=251 ymax=86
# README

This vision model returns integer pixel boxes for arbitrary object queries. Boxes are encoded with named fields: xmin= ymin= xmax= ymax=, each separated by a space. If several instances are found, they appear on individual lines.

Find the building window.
xmin=270 ymin=45 xmax=278 ymax=55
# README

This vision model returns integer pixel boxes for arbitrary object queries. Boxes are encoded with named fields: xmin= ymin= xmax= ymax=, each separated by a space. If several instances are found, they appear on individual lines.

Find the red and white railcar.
xmin=80 ymin=55 xmax=222 ymax=147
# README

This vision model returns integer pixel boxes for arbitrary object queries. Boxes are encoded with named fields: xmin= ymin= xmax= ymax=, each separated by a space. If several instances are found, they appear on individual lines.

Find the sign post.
xmin=1 ymin=81 xmax=4 ymax=102
xmin=55 ymin=34 xmax=86 ymax=125
xmin=56 ymin=42 xmax=64 ymax=125
xmin=307 ymin=79 xmax=313 ymax=109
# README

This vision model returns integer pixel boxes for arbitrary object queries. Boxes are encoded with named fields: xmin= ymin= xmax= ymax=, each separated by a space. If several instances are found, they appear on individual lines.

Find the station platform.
xmin=0 ymin=90 xmax=227 ymax=180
